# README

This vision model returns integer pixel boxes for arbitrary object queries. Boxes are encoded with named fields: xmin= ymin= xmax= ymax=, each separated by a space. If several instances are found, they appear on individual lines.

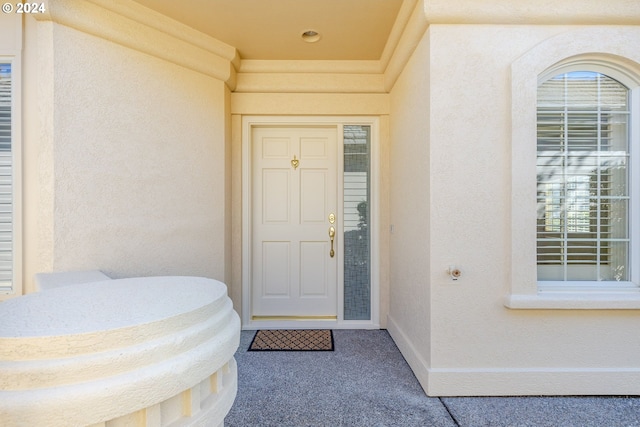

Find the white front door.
xmin=251 ymin=126 xmax=338 ymax=319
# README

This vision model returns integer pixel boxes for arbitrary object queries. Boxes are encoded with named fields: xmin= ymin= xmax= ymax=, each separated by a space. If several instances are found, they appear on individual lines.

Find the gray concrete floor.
xmin=225 ymin=330 xmax=640 ymax=427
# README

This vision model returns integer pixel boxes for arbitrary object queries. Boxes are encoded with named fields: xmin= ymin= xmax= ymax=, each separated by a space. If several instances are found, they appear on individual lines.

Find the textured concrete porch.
xmin=226 ymin=330 xmax=640 ymax=427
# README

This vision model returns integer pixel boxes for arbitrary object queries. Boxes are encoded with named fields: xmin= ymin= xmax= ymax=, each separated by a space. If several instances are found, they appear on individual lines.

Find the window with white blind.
xmin=536 ymin=70 xmax=638 ymax=284
xmin=0 ymin=63 xmax=13 ymax=292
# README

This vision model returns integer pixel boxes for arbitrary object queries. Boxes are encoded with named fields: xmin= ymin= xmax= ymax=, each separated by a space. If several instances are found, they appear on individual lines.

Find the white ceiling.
xmin=132 ymin=0 xmax=405 ymax=61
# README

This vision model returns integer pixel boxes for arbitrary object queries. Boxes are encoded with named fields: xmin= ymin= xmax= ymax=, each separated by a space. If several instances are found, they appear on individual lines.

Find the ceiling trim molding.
xmin=230 ymin=93 xmax=390 ymax=115
xmin=239 ymin=60 xmax=382 ymax=75
xmin=38 ymin=0 xmax=239 ymax=87
xmin=382 ymin=0 xmax=429 ymax=92
xmin=379 ymin=0 xmax=420 ymax=73
xmin=234 ymin=0 xmax=429 ymax=94
xmin=86 ymin=0 xmax=237 ymax=63
xmin=235 ymin=60 xmax=387 ymax=93
xmin=234 ymin=73 xmax=386 ymax=94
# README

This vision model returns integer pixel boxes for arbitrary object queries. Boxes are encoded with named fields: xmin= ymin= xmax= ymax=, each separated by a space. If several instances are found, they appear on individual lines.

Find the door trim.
xmin=241 ymin=116 xmax=380 ymax=330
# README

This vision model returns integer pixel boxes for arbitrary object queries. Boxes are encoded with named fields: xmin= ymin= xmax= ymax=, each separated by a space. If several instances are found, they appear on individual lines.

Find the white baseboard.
xmin=386 ymin=315 xmax=640 ymax=396
xmin=386 ymin=315 xmax=431 ymax=393
xmin=427 ymin=367 xmax=640 ymax=396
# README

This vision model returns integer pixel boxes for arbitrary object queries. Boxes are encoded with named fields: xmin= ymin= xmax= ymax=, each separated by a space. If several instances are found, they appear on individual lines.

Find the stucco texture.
xmin=388 ymin=24 xmax=640 ymax=395
xmin=388 ymin=29 xmax=431 ymax=369
xmin=43 ymin=24 xmax=227 ymax=280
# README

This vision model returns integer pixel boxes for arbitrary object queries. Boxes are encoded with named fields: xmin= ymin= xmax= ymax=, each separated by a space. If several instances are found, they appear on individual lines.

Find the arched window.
xmin=536 ymin=68 xmax=639 ymax=284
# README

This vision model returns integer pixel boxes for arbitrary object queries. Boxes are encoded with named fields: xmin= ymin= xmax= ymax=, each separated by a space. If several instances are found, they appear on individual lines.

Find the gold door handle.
xmin=329 ymin=226 xmax=335 ymax=258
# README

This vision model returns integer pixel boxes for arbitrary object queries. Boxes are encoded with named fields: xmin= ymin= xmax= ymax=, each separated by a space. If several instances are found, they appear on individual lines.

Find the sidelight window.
xmin=343 ymin=125 xmax=371 ymax=319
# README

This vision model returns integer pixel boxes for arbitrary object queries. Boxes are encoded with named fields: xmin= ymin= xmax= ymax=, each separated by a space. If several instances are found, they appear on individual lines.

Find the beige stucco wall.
xmin=387 ymin=29 xmax=432 ymax=383
xmin=22 ymin=17 xmax=230 ymax=291
xmin=389 ymin=23 xmax=640 ymax=396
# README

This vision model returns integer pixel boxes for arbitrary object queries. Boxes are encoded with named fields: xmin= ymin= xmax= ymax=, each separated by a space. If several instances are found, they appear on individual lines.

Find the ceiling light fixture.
xmin=301 ymin=30 xmax=321 ymax=43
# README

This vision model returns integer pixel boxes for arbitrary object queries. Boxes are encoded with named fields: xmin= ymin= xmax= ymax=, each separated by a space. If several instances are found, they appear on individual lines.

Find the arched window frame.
xmin=535 ymin=63 xmax=640 ymax=289
xmin=506 ymin=29 xmax=640 ymax=309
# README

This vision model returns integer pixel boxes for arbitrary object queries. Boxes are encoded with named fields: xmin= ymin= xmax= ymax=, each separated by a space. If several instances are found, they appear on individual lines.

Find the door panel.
xmin=300 ymin=170 xmax=327 ymax=223
xmin=300 ymin=137 xmax=329 ymax=158
xmin=262 ymin=170 xmax=290 ymax=223
xmin=300 ymin=241 xmax=328 ymax=296
xmin=262 ymin=137 xmax=290 ymax=158
xmin=252 ymin=126 xmax=337 ymax=318
xmin=262 ymin=241 xmax=290 ymax=296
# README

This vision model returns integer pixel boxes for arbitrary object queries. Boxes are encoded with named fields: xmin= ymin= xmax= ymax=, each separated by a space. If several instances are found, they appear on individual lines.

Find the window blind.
xmin=536 ymin=72 xmax=630 ymax=281
xmin=0 ymin=64 xmax=12 ymax=289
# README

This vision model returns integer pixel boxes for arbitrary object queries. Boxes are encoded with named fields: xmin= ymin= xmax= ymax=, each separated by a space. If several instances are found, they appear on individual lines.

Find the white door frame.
xmin=242 ymin=116 xmax=380 ymax=330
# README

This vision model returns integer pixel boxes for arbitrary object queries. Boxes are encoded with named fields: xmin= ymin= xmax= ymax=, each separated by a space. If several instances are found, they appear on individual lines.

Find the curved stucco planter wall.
xmin=0 ymin=276 xmax=240 ymax=427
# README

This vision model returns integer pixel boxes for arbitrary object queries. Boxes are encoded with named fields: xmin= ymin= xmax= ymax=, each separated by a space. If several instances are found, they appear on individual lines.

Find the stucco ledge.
xmin=504 ymin=292 xmax=640 ymax=310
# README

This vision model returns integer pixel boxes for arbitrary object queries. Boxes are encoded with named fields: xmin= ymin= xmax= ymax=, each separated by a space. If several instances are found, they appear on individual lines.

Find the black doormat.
xmin=249 ymin=329 xmax=334 ymax=351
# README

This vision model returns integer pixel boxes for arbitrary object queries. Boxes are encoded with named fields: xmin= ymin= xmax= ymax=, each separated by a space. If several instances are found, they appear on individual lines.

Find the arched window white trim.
xmin=539 ymin=56 xmax=640 ymax=88
xmin=506 ymin=28 xmax=640 ymax=309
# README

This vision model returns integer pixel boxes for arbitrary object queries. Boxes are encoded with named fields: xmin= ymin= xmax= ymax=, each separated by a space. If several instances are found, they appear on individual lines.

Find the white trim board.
xmin=427 ymin=368 xmax=640 ymax=397
xmin=387 ymin=315 xmax=640 ymax=396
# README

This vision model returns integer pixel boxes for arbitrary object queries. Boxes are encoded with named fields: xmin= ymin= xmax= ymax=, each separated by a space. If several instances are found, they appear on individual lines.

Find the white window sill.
xmin=505 ymin=291 xmax=640 ymax=309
